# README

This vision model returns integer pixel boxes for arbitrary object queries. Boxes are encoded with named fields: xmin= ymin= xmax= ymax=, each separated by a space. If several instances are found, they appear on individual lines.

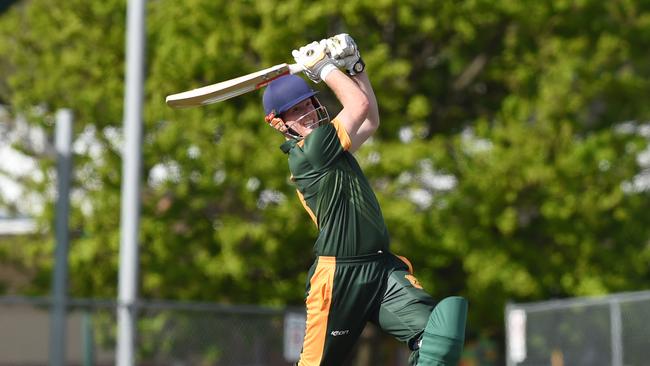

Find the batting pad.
xmin=417 ymin=296 xmax=468 ymax=365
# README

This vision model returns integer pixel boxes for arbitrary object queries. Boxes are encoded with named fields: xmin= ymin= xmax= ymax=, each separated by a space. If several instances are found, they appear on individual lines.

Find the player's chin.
xmin=300 ymin=127 xmax=315 ymax=137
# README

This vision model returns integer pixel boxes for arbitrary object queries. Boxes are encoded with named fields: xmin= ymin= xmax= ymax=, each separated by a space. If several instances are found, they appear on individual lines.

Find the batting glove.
xmin=323 ymin=33 xmax=357 ymax=60
xmin=292 ymin=41 xmax=338 ymax=83
xmin=265 ymin=112 xmax=286 ymax=132
xmin=323 ymin=33 xmax=365 ymax=76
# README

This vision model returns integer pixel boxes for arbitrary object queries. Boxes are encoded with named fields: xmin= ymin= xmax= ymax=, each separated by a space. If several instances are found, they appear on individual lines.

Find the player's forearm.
xmin=341 ymin=71 xmax=380 ymax=153
xmin=351 ymin=72 xmax=380 ymax=131
xmin=324 ymin=69 xmax=369 ymax=133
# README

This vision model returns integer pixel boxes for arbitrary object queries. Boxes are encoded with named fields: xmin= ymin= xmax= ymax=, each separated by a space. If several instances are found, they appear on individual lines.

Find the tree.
xmin=1 ymin=0 xmax=649 ymax=339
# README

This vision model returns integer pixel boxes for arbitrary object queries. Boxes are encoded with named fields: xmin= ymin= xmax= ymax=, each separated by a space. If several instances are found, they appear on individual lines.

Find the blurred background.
xmin=1 ymin=0 xmax=649 ymax=365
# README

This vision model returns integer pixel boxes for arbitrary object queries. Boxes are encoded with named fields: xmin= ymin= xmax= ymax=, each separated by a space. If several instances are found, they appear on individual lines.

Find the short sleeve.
xmin=300 ymin=118 xmax=351 ymax=169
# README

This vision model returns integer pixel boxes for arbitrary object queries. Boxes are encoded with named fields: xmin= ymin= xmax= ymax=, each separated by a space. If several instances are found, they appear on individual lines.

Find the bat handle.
xmin=288 ymin=59 xmax=348 ymax=75
xmin=288 ymin=64 xmax=304 ymax=75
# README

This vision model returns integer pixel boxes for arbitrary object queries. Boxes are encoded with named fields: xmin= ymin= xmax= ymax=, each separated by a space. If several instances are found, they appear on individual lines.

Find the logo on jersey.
xmin=405 ymin=274 xmax=424 ymax=289
xmin=330 ymin=330 xmax=350 ymax=337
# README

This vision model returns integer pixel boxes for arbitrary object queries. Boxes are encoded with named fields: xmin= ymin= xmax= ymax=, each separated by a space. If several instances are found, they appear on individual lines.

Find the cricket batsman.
xmin=262 ymin=34 xmax=468 ymax=366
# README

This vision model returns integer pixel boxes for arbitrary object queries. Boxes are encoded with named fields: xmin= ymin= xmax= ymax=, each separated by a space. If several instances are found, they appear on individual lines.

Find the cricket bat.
xmin=166 ymin=63 xmax=304 ymax=108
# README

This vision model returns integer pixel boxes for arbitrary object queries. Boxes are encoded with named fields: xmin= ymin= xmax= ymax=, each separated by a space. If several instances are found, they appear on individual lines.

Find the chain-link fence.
xmin=505 ymin=290 xmax=650 ymax=366
xmin=0 ymin=296 xmax=410 ymax=366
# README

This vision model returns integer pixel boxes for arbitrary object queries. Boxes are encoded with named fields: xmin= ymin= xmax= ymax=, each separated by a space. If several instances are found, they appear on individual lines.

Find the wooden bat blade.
xmin=166 ymin=63 xmax=302 ymax=108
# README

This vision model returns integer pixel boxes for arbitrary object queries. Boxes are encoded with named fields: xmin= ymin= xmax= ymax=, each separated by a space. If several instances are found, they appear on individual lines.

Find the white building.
xmin=0 ymin=105 xmax=40 ymax=235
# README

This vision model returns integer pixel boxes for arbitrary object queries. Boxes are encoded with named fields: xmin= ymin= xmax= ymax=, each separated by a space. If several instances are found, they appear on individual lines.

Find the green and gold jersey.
xmin=280 ymin=118 xmax=389 ymax=257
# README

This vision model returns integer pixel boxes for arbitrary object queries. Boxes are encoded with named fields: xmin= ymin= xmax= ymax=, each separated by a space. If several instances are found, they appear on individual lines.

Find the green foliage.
xmin=1 ymin=0 xmax=649 ymax=337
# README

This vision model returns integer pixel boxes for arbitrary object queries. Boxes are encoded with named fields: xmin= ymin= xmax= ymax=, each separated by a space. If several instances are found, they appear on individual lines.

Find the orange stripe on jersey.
xmin=296 ymin=189 xmax=318 ymax=227
xmin=331 ymin=118 xmax=351 ymax=151
xmin=396 ymin=255 xmax=414 ymax=274
xmin=299 ymin=256 xmax=336 ymax=366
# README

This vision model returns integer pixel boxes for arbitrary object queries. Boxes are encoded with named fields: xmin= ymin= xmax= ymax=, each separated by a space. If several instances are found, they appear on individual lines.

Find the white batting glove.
xmin=322 ymin=33 xmax=365 ymax=75
xmin=292 ymin=41 xmax=338 ymax=83
xmin=324 ymin=33 xmax=357 ymax=60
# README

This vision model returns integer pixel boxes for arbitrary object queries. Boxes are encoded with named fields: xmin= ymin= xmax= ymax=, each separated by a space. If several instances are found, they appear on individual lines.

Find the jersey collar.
xmin=280 ymin=139 xmax=298 ymax=154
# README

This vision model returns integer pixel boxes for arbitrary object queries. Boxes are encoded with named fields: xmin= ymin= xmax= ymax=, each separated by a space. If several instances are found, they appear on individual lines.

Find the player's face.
xmin=283 ymin=98 xmax=319 ymax=138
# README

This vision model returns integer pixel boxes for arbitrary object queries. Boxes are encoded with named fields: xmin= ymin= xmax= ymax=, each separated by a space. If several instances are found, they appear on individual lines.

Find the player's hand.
xmin=323 ymin=33 xmax=357 ymax=60
xmin=323 ymin=33 xmax=364 ymax=75
xmin=292 ymin=41 xmax=338 ymax=83
xmin=265 ymin=112 xmax=288 ymax=134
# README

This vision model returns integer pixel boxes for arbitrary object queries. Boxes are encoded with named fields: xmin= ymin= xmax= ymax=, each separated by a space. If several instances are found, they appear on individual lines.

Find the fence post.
xmin=505 ymin=304 xmax=527 ymax=366
xmin=117 ymin=0 xmax=146 ymax=365
xmin=50 ymin=109 xmax=73 ymax=366
xmin=82 ymin=311 xmax=95 ymax=366
xmin=610 ymin=299 xmax=623 ymax=366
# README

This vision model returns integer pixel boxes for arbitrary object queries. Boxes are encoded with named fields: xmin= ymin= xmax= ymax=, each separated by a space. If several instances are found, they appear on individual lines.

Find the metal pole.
xmin=610 ymin=300 xmax=623 ymax=366
xmin=116 ymin=0 xmax=145 ymax=365
xmin=82 ymin=311 xmax=95 ymax=366
xmin=50 ymin=108 xmax=74 ymax=366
